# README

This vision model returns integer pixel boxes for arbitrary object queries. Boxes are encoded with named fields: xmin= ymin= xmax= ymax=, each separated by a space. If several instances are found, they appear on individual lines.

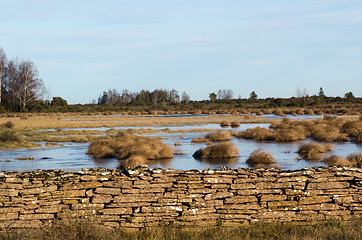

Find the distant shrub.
xmin=297 ymin=142 xmax=334 ymax=160
xmin=193 ymin=142 xmax=239 ymax=160
xmin=246 ymin=149 xmax=276 ymax=166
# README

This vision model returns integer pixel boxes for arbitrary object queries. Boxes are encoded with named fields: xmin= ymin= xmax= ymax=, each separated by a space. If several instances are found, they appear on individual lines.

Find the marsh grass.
xmin=193 ymin=142 xmax=239 ymax=160
xmin=1 ymin=218 xmax=360 ymax=240
xmin=88 ymin=131 xmax=174 ymax=163
xmin=192 ymin=131 xmax=232 ymax=143
xmin=237 ymin=127 xmax=275 ymax=141
xmin=297 ymin=142 xmax=334 ymax=160
xmin=346 ymin=152 xmax=362 ymax=167
xmin=323 ymin=155 xmax=352 ymax=167
xmin=246 ymin=149 xmax=276 ymax=166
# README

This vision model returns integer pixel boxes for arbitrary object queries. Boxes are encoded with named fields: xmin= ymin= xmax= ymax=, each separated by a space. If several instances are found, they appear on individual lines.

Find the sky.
xmin=1 ymin=0 xmax=361 ymax=104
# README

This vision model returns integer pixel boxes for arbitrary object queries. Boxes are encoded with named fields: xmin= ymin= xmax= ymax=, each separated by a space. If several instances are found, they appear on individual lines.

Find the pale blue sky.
xmin=1 ymin=0 xmax=361 ymax=103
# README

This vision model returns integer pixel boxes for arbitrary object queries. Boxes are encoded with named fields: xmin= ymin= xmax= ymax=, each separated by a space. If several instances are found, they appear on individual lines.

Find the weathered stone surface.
xmin=95 ymin=187 xmax=121 ymax=195
xmin=299 ymin=196 xmax=332 ymax=205
xmin=100 ymin=208 xmax=132 ymax=215
xmin=92 ymin=195 xmax=113 ymax=204
xmin=225 ymin=196 xmax=257 ymax=204
xmin=307 ymin=182 xmax=349 ymax=190
xmin=260 ymin=194 xmax=288 ymax=202
xmin=0 ymin=167 xmax=360 ymax=229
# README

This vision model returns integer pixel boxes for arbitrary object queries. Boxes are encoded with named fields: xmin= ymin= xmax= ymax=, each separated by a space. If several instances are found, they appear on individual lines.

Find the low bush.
xmin=297 ymin=142 xmax=334 ymax=160
xmin=193 ymin=142 xmax=239 ymax=160
xmin=246 ymin=149 xmax=276 ymax=166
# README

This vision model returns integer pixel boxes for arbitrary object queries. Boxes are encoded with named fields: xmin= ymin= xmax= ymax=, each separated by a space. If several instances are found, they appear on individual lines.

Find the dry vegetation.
xmin=246 ymin=149 xmax=276 ymax=166
xmin=238 ymin=116 xmax=362 ymax=143
xmin=87 ymin=131 xmax=174 ymax=168
xmin=0 ymin=217 xmax=360 ymax=240
xmin=193 ymin=142 xmax=239 ymax=160
xmin=297 ymin=142 xmax=334 ymax=161
xmin=192 ymin=131 xmax=232 ymax=143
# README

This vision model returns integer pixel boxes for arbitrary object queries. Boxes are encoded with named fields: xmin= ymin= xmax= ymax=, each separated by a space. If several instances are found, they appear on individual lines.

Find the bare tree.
xmin=6 ymin=59 xmax=45 ymax=110
xmin=0 ymin=48 xmax=7 ymax=104
xmin=181 ymin=91 xmax=190 ymax=103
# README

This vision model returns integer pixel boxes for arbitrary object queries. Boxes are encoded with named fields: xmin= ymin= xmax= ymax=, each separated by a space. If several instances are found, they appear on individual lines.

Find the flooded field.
xmin=1 ymin=115 xmax=361 ymax=171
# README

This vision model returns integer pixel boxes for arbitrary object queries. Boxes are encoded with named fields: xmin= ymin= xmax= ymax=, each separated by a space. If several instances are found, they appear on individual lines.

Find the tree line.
xmin=0 ymin=48 xmax=46 ymax=111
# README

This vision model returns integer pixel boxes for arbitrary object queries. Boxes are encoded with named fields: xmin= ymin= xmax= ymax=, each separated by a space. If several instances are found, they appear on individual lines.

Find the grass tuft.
xmin=87 ymin=131 xmax=174 ymax=167
xmin=246 ymin=149 xmax=276 ymax=166
xmin=346 ymin=152 xmax=362 ymax=167
xmin=193 ymin=142 xmax=239 ymax=160
xmin=297 ymin=142 xmax=334 ymax=160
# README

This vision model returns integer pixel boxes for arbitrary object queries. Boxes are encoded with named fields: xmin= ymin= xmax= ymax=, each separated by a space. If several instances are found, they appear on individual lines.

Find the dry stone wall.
xmin=0 ymin=166 xmax=361 ymax=229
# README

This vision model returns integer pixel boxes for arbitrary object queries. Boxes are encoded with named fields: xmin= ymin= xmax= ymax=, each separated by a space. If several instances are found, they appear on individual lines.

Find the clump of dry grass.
xmin=272 ymin=109 xmax=285 ymax=116
xmin=237 ymin=127 xmax=275 ymax=141
xmin=1 ymin=121 xmax=15 ymax=129
xmin=120 ymin=155 xmax=147 ymax=168
xmin=192 ymin=131 xmax=232 ymax=143
xmin=205 ymin=131 xmax=232 ymax=141
xmin=297 ymin=142 xmax=334 ymax=160
xmin=346 ymin=152 xmax=362 ymax=167
xmin=275 ymin=129 xmax=306 ymax=142
xmin=193 ymin=142 xmax=239 ymax=160
xmin=246 ymin=149 xmax=276 ymax=166
xmin=310 ymin=124 xmax=347 ymax=142
xmin=87 ymin=131 xmax=174 ymax=163
xmin=230 ymin=121 xmax=241 ymax=128
xmin=323 ymin=155 xmax=352 ymax=167
xmin=0 ymin=129 xmax=23 ymax=143
xmin=220 ymin=121 xmax=231 ymax=127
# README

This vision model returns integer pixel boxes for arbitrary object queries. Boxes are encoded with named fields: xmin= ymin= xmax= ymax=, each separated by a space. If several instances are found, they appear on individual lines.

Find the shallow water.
xmin=1 ymin=122 xmax=361 ymax=171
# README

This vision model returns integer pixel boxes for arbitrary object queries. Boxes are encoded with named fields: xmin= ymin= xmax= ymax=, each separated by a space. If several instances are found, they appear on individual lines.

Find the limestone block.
xmin=95 ymin=187 xmax=121 ymax=195
xmin=114 ymin=194 xmax=158 ymax=203
xmin=19 ymin=214 xmax=54 ymax=220
xmin=91 ymin=195 xmax=113 ymax=204
xmin=60 ymin=181 xmax=101 ymax=190
xmin=299 ymin=196 xmax=332 ymax=205
xmin=205 ymin=191 xmax=233 ymax=200
xmin=0 ymin=213 xmax=18 ymax=220
xmin=224 ymin=196 xmax=257 ymax=204
xmin=260 ymin=194 xmax=287 ymax=202
xmin=307 ymin=182 xmax=349 ymax=190
xmin=100 ymin=208 xmax=132 ymax=215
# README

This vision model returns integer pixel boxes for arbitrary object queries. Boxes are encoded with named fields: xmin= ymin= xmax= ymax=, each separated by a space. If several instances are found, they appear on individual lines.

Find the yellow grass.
xmin=88 ymin=131 xmax=174 ymax=161
xmin=193 ymin=142 xmax=239 ymax=160
xmin=246 ymin=149 xmax=276 ymax=166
